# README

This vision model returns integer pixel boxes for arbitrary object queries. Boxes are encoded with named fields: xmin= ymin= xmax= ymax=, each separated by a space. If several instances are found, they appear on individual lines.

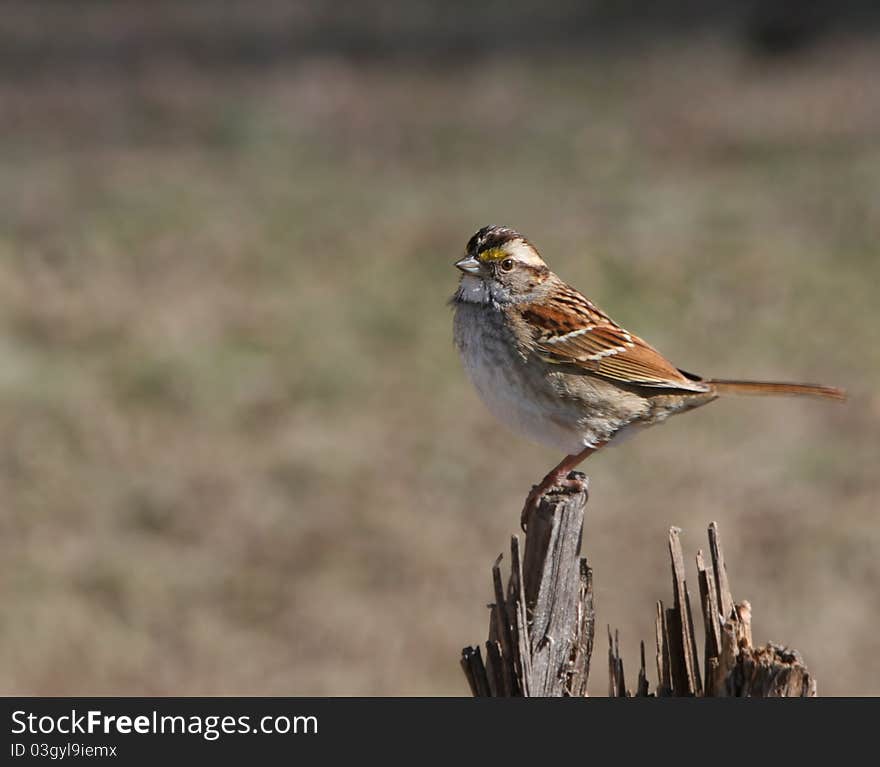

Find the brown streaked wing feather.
xmin=521 ymin=291 xmax=708 ymax=392
xmin=590 ymin=336 xmax=702 ymax=387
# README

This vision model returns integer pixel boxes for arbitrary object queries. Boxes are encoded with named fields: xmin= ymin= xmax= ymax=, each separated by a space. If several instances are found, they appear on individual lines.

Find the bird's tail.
xmin=707 ymin=379 xmax=846 ymax=401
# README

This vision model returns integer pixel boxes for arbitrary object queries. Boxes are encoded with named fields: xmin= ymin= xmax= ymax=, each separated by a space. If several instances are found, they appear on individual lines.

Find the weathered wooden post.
xmin=461 ymin=475 xmax=816 ymax=697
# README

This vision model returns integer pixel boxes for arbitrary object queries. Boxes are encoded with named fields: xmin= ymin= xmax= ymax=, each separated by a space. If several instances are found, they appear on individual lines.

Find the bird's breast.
xmin=453 ymin=303 xmax=601 ymax=453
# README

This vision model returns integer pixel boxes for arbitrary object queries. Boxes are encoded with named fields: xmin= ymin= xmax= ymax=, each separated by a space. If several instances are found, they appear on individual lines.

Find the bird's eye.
xmin=500 ymin=258 xmax=515 ymax=272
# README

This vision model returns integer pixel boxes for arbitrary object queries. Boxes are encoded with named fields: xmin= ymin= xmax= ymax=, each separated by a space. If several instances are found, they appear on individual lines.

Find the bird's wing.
xmin=519 ymin=287 xmax=709 ymax=392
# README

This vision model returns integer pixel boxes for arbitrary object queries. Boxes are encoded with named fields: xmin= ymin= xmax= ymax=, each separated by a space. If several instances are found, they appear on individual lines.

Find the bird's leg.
xmin=520 ymin=444 xmax=604 ymax=531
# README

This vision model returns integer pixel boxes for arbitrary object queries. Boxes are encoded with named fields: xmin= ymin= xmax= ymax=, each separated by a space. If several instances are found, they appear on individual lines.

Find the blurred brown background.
xmin=1 ymin=1 xmax=878 ymax=696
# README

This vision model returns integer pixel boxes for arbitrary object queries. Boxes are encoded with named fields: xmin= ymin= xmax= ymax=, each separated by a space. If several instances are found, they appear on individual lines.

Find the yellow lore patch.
xmin=477 ymin=247 xmax=509 ymax=262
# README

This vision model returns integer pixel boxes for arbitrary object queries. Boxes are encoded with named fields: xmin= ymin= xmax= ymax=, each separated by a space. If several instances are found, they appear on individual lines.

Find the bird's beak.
xmin=455 ymin=255 xmax=481 ymax=274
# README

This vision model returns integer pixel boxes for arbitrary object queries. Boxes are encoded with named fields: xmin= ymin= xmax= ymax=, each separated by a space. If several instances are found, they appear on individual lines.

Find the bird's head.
xmin=454 ymin=225 xmax=550 ymax=304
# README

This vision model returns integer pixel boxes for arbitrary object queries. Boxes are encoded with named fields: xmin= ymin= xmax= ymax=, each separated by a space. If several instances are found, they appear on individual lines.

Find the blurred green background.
xmin=1 ymin=1 xmax=878 ymax=695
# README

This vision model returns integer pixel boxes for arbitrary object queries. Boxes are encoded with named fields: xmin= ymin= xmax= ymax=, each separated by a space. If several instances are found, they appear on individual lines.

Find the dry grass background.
xmin=1 ymin=22 xmax=879 ymax=695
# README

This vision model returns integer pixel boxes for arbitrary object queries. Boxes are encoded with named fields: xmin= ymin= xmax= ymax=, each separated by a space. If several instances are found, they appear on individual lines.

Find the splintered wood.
xmin=634 ymin=521 xmax=816 ymax=697
xmin=461 ymin=476 xmax=595 ymax=697
xmin=461 ymin=486 xmax=817 ymax=697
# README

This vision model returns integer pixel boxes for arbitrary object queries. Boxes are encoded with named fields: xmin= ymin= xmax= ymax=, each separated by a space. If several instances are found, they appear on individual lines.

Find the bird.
xmin=450 ymin=225 xmax=846 ymax=530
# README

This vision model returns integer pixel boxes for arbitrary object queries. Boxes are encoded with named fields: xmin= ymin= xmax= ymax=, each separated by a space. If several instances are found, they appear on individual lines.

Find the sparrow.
xmin=450 ymin=225 xmax=846 ymax=529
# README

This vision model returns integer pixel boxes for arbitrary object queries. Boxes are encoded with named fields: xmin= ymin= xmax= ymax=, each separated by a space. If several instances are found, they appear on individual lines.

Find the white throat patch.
xmin=455 ymin=274 xmax=490 ymax=304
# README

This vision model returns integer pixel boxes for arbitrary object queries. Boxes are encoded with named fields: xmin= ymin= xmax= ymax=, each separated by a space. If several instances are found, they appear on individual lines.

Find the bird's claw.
xmin=520 ymin=486 xmax=544 ymax=532
xmin=520 ymin=472 xmax=589 ymax=532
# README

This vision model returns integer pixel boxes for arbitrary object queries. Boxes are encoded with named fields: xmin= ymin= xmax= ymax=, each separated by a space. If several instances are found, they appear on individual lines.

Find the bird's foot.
xmin=520 ymin=471 xmax=588 ymax=531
